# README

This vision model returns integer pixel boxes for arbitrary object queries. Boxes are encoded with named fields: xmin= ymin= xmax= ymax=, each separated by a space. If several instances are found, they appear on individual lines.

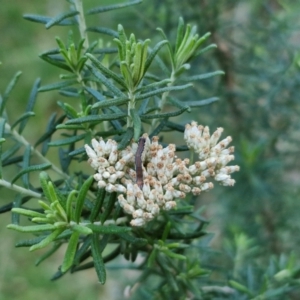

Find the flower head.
xmin=85 ymin=123 xmax=239 ymax=226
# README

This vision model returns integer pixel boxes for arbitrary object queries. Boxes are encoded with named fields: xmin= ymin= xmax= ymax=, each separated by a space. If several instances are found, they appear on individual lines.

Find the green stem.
xmin=73 ymin=0 xmax=89 ymax=49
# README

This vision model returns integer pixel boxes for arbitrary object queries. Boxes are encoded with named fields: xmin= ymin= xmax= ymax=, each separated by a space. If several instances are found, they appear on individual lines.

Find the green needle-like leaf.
xmin=91 ymin=233 xmax=106 ymax=284
xmin=11 ymin=163 xmax=52 ymax=185
xmin=87 ymin=224 xmax=131 ymax=234
xmin=7 ymin=224 xmax=57 ymax=232
xmin=61 ymin=231 xmax=80 ymax=273
xmin=74 ymin=176 xmax=94 ymax=223
xmin=30 ymin=228 xmax=65 ymax=251
xmin=11 ymin=208 xmax=45 ymax=219
xmin=0 ymin=71 xmax=22 ymax=116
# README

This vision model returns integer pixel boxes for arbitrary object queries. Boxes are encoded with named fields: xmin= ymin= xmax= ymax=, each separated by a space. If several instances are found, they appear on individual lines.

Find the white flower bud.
xmin=130 ymin=218 xmax=145 ymax=227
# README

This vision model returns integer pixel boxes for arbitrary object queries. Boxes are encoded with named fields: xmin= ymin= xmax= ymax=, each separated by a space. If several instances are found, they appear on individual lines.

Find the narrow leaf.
xmin=74 ymin=176 xmax=94 ymax=223
xmin=71 ymin=224 xmax=93 ymax=235
xmin=181 ymin=71 xmax=224 ymax=82
xmin=86 ymin=26 xmax=118 ymax=38
xmin=87 ymin=65 xmax=124 ymax=97
xmin=89 ymin=188 xmax=106 ymax=222
xmin=48 ymin=133 xmax=86 ymax=147
xmin=87 ymin=224 xmax=131 ymax=234
xmin=11 ymin=112 xmax=35 ymax=131
xmin=45 ymin=10 xmax=79 ymax=29
xmin=87 ymin=0 xmax=142 ymax=15
xmin=11 ymin=208 xmax=45 ymax=219
xmin=141 ymin=107 xmax=188 ymax=120
xmin=91 ymin=234 xmax=106 ymax=284
xmin=135 ymin=83 xmax=193 ymax=102
xmin=117 ymin=127 xmax=134 ymax=150
xmin=101 ymin=193 xmax=117 ymax=223
xmin=65 ymin=113 xmax=126 ymax=125
xmin=86 ymin=53 xmax=127 ymax=89
xmin=38 ymin=79 xmax=78 ymax=92
xmin=144 ymin=40 xmax=169 ymax=73
xmin=11 ymin=163 xmax=52 ymax=185
xmin=175 ymin=17 xmax=185 ymax=54
xmin=184 ymin=97 xmax=219 ymax=107
xmin=30 ymin=228 xmax=65 ymax=251
xmin=7 ymin=224 xmax=56 ymax=232
xmin=18 ymin=78 xmax=41 ymax=133
xmin=23 ymin=14 xmax=76 ymax=26
xmin=91 ymin=96 xmax=129 ymax=109
xmin=61 ymin=231 xmax=80 ymax=273
xmin=0 ymin=71 xmax=22 ymax=116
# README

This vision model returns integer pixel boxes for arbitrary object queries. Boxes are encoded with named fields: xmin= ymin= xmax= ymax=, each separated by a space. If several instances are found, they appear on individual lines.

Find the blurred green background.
xmin=1 ymin=0 xmax=300 ymax=299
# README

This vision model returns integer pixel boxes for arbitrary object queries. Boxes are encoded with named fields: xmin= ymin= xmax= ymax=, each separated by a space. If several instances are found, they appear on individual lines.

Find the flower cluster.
xmin=85 ymin=122 xmax=239 ymax=226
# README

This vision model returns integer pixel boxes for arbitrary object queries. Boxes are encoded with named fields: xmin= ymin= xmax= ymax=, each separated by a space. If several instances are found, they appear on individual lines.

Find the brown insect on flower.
xmin=135 ymin=137 xmax=146 ymax=189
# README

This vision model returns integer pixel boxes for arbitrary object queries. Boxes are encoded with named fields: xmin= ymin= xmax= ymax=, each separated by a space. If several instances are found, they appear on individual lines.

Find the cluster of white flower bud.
xmin=85 ymin=122 xmax=239 ymax=226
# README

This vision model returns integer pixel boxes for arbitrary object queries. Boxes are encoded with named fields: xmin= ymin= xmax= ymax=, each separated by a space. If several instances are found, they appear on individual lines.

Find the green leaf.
xmin=117 ymin=232 xmax=147 ymax=246
xmin=117 ymin=127 xmax=134 ymax=150
xmin=39 ymin=53 xmax=72 ymax=72
xmin=175 ymin=17 xmax=185 ymax=54
xmin=71 ymin=224 xmax=93 ymax=235
xmin=61 ymin=231 xmax=80 ymax=273
xmin=16 ymin=236 xmax=47 ymax=247
xmin=48 ymin=133 xmax=86 ymax=147
xmin=185 ymin=97 xmax=219 ymax=107
xmin=87 ymin=224 xmax=131 ymax=234
xmin=11 ymin=163 xmax=52 ymax=185
xmin=144 ymin=40 xmax=169 ymax=74
xmin=21 ymin=145 xmax=31 ymax=188
xmin=86 ymin=53 xmax=127 ymax=89
xmin=11 ymin=208 xmax=45 ymax=219
xmin=0 ymin=118 xmax=6 ymax=178
xmin=39 ymin=172 xmax=52 ymax=201
xmin=65 ymin=190 xmax=77 ymax=222
xmin=229 ymin=280 xmax=253 ymax=297
xmin=30 ymin=228 xmax=65 ymax=251
xmin=91 ymin=234 xmax=106 ymax=284
xmin=168 ymin=96 xmax=191 ymax=112
xmin=181 ymin=71 xmax=224 ymax=82
xmin=130 ymin=109 xmax=141 ymax=141
xmin=141 ymin=107 xmax=188 ymax=120
xmin=74 ymin=176 xmax=94 ymax=223
xmin=135 ymin=78 xmax=171 ymax=94
xmin=11 ymin=112 xmax=35 ymax=131
xmin=18 ymin=78 xmax=41 ymax=134
xmin=86 ymin=26 xmax=118 ymax=38
xmin=65 ymin=113 xmax=126 ymax=125
xmin=150 ymin=118 xmax=168 ymax=138
xmin=86 ymin=0 xmax=142 ymax=15
xmin=135 ymin=83 xmax=193 ymax=102
xmin=91 ymin=96 xmax=129 ymax=109
xmin=0 ymin=71 xmax=22 ymax=116
xmin=89 ymin=188 xmax=106 ymax=222
xmin=7 ymin=224 xmax=56 ymax=232
xmin=38 ymin=79 xmax=78 ymax=92
xmin=101 ymin=193 xmax=117 ymax=223
xmin=45 ymin=10 xmax=79 ymax=29
xmin=23 ymin=14 xmax=76 ymax=26
xmin=87 ymin=65 xmax=124 ymax=97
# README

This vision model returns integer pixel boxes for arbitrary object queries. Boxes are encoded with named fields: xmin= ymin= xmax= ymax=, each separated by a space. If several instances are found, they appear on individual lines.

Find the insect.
xmin=135 ymin=137 xmax=146 ymax=189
